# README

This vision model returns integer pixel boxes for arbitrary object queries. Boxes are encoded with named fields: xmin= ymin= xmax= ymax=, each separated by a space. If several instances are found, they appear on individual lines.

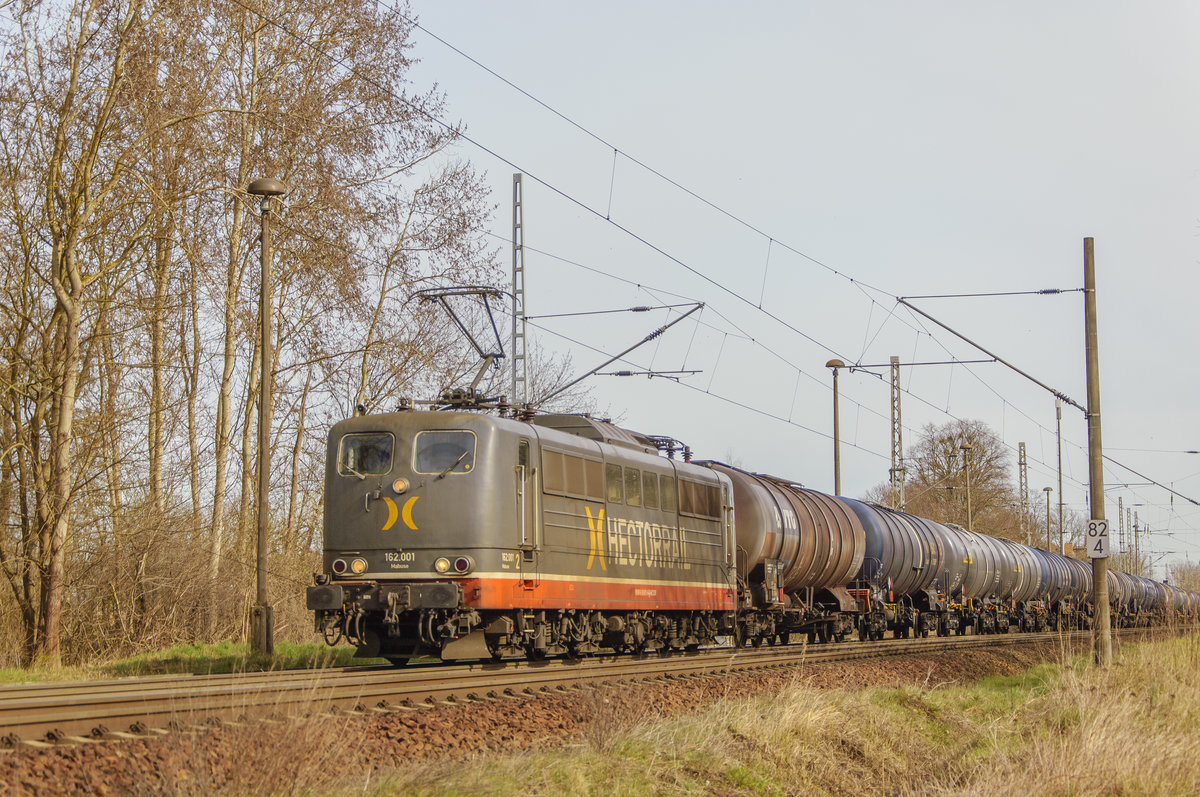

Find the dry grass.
xmin=369 ymin=634 xmax=1200 ymax=797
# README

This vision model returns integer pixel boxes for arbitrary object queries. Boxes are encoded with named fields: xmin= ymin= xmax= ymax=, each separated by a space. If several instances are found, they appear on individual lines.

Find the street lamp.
xmin=960 ymin=442 xmax=973 ymax=531
xmin=826 ymin=359 xmax=846 ymax=495
xmin=248 ymin=177 xmax=287 ymax=657
xmin=1043 ymin=486 xmax=1053 ymax=552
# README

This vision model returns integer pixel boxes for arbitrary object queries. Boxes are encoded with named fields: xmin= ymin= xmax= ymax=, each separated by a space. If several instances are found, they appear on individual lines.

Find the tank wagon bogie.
xmin=308 ymin=408 xmax=1199 ymax=663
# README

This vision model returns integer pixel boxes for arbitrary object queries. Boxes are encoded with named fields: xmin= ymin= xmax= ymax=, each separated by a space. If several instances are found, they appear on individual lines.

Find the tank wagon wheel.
xmin=817 ymin=623 xmax=832 ymax=644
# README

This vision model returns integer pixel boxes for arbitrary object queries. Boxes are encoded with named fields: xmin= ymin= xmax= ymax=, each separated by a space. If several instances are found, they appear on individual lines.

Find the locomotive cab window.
xmin=338 ymin=433 xmax=394 ymax=477
xmin=413 ymin=430 xmax=476 ymax=475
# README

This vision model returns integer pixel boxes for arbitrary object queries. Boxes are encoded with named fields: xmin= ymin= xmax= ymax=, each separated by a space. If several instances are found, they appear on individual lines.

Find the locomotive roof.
xmin=529 ymin=414 xmax=659 ymax=455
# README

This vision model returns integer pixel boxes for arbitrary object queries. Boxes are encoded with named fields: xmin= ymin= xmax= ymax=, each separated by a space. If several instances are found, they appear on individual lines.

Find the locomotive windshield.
xmin=338 ymin=433 xmax=394 ymax=477
xmin=413 ymin=430 xmax=476 ymax=475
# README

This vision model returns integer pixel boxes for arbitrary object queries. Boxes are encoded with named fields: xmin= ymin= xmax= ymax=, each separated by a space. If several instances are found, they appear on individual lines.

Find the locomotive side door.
xmin=516 ymin=437 xmax=540 ymax=585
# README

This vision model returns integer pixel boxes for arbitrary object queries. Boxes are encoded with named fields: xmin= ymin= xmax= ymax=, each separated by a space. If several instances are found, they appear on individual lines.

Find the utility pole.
xmin=1084 ymin=236 xmax=1111 ymax=666
xmin=889 ymin=356 xmax=906 ymax=509
xmin=248 ymin=177 xmax=287 ymax=657
xmin=1018 ymin=443 xmax=1029 ymax=544
xmin=827 ymin=359 xmax=846 ymax=495
xmin=510 ymin=174 xmax=528 ymax=407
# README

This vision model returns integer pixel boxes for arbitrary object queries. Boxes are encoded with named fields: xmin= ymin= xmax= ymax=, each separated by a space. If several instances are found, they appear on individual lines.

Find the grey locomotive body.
xmin=308 ymin=409 xmax=737 ymax=663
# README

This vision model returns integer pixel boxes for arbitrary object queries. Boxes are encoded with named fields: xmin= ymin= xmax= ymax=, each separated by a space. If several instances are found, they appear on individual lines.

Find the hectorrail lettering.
xmin=604 ymin=514 xmax=691 ymax=571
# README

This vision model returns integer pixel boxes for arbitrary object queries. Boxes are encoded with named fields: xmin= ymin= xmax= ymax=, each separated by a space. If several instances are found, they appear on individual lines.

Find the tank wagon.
xmin=307 ymin=408 xmax=1199 ymax=664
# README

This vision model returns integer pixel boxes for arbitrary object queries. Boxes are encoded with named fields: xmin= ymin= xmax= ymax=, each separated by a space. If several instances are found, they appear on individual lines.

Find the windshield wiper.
xmin=437 ymin=451 xmax=469 ymax=480
xmin=344 ymin=465 xmax=366 ymax=481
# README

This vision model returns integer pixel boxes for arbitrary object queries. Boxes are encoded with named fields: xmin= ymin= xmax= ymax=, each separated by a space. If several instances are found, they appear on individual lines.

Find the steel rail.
xmin=0 ymin=627 xmax=1180 ymax=749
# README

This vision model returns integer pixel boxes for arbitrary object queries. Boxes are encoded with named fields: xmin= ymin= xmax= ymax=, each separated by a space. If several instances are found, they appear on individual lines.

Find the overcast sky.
xmin=405 ymin=2 xmax=1200 ymax=576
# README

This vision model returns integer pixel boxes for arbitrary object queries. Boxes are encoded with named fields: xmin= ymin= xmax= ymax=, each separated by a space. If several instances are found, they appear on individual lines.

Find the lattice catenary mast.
xmin=510 ymin=174 xmax=528 ymax=406
xmin=889 ymin=356 xmax=906 ymax=509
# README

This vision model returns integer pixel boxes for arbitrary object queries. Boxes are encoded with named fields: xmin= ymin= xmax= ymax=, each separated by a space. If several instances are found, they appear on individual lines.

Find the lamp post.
xmin=248 ymin=177 xmax=287 ymax=657
xmin=1043 ymin=486 xmax=1053 ymax=551
xmin=960 ymin=442 xmax=973 ymax=531
xmin=826 ymin=359 xmax=846 ymax=495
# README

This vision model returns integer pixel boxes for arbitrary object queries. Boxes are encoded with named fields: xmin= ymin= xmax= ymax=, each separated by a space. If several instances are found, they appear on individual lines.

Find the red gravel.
xmin=0 ymin=642 xmax=1070 ymax=796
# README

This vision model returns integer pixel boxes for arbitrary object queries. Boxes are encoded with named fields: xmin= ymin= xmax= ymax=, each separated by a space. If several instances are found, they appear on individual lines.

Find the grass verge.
xmin=365 ymin=634 xmax=1200 ymax=797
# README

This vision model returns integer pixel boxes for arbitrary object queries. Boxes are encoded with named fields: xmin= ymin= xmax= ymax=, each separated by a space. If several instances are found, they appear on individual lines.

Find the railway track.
xmin=0 ymin=628 xmax=1161 ymax=750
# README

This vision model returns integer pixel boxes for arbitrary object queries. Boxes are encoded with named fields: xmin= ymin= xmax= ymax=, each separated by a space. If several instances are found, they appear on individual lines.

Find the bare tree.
xmin=0 ymin=0 xmax=500 ymax=666
xmin=864 ymin=419 xmax=1028 ymax=543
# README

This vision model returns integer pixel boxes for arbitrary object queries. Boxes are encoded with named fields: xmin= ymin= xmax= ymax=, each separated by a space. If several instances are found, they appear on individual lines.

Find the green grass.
xmin=0 ymin=641 xmax=387 ymax=684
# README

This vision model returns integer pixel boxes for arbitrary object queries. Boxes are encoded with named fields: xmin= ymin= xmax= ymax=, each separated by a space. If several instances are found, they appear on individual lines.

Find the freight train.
xmin=306 ymin=408 xmax=1198 ymax=664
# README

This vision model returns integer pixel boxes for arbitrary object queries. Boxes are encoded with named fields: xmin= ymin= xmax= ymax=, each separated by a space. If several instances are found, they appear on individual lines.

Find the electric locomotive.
xmin=307 ymin=408 xmax=737 ymax=665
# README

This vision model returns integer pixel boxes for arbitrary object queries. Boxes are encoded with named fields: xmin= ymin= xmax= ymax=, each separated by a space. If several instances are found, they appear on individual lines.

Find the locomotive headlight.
xmin=434 ymin=557 xmax=451 ymax=574
xmin=392 ymin=477 xmax=409 ymax=494
xmin=331 ymin=559 xmax=348 ymax=575
xmin=350 ymin=558 xmax=367 ymax=574
xmin=452 ymin=556 xmax=474 ymax=574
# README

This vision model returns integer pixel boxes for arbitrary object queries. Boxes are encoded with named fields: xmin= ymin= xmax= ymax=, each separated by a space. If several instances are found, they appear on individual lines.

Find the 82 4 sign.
xmin=1087 ymin=519 xmax=1110 ymax=559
